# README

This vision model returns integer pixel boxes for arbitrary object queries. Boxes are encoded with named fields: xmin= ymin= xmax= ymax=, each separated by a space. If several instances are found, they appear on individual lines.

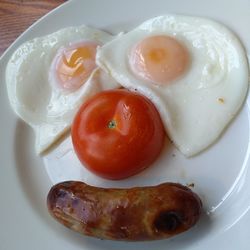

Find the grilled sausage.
xmin=47 ymin=181 xmax=202 ymax=241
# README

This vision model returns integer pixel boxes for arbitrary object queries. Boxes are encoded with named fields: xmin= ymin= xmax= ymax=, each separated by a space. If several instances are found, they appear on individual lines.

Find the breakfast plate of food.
xmin=0 ymin=0 xmax=250 ymax=249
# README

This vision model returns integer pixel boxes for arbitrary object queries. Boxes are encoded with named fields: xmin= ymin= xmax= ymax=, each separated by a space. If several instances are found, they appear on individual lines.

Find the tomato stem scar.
xmin=108 ymin=120 xmax=116 ymax=129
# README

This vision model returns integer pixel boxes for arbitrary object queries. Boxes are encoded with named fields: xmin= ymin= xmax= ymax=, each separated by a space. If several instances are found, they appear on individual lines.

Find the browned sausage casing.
xmin=47 ymin=181 xmax=202 ymax=241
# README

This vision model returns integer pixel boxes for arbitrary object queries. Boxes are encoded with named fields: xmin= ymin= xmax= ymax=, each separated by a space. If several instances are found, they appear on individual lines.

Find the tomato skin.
xmin=71 ymin=89 xmax=165 ymax=180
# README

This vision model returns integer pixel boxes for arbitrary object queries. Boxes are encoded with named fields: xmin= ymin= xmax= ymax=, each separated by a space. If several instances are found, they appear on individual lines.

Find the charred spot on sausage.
xmin=154 ymin=211 xmax=182 ymax=232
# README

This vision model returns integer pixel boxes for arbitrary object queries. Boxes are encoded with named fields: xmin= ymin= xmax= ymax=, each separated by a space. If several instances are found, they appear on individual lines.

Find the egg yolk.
xmin=54 ymin=41 xmax=98 ymax=91
xmin=129 ymin=35 xmax=189 ymax=85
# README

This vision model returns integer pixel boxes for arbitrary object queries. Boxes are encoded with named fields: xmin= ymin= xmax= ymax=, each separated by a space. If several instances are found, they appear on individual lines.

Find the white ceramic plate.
xmin=1 ymin=0 xmax=250 ymax=249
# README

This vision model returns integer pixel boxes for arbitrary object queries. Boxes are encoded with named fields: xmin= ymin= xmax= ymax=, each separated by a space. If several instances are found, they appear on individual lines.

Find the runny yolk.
xmin=129 ymin=35 xmax=189 ymax=85
xmin=55 ymin=42 xmax=98 ymax=91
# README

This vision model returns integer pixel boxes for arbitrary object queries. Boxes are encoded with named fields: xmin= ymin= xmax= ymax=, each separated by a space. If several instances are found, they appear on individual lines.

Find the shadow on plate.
xmin=14 ymin=120 xmax=54 ymax=225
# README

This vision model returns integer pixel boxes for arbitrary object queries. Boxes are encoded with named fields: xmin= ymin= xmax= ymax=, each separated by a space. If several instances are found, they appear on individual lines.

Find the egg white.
xmin=96 ymin=15 xmax=249 ymax=156
xmin=6 ymin=26 xmax=120 ymax=154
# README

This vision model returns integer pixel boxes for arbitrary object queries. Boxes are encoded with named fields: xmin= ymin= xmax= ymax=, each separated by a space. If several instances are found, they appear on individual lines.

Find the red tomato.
xmin=71 ymin=89 xmax=165 ymax=180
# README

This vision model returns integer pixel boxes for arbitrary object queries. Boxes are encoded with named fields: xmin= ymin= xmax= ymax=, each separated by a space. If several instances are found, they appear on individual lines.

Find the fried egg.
xmin=6 ymin=26 xmax=120 ymax=154
xmin=96 ymin=15 xmax=249 ymax=157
